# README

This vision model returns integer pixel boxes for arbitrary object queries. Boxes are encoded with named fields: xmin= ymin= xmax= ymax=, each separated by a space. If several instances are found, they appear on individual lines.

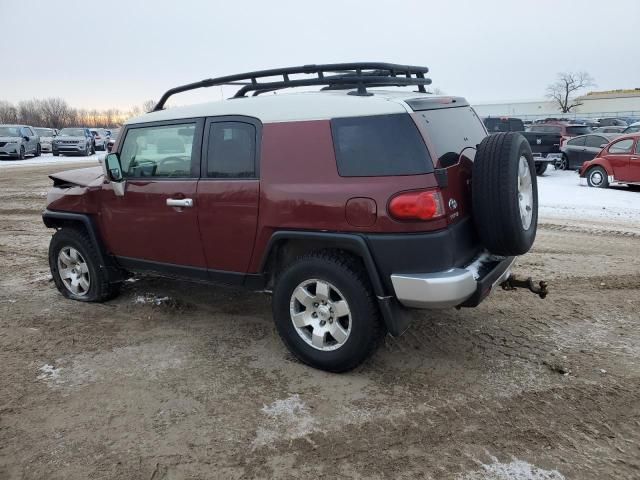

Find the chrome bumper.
xmin=390 ymin=253 xmax=516 ymax=309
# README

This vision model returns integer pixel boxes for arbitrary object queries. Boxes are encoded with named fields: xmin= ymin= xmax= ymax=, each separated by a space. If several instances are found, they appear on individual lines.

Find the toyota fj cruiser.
xmin=43 ymin=63 xmax=544 ymax=372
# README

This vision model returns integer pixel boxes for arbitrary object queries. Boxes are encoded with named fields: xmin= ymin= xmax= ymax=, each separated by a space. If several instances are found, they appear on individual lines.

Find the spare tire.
xmin=472 ymin=132 xmax=538 ymax=256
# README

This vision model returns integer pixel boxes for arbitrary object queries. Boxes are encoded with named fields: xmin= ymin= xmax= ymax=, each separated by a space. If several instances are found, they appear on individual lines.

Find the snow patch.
xmin=134 ymin=294 xmax=171 ymax=306
xmin=253 ymin=395 xmax=319 ymax=448
xmin=459 ymin=456 xmax=565 ymax=480
xmin=37 ymin=364 xmax=61 ymax=383
xmin=0 ymin=152 xmax=104 ymax=169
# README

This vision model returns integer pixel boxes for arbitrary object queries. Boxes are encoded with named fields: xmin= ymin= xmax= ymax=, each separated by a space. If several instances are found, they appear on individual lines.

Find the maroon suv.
xmin=43 ymin=63 xmax=542 ymax=372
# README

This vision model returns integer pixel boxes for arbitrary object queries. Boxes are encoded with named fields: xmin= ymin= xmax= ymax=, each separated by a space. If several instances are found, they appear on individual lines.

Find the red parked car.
xmin=42 ymin=63 xmax=545 ymax=372
xmin=579 ymin=133 xmax=640 ymax=188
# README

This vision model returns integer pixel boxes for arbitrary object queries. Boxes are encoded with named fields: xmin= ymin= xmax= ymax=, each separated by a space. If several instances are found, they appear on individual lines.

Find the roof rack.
xmin=152 ymin=62 xmax=431 ymax=111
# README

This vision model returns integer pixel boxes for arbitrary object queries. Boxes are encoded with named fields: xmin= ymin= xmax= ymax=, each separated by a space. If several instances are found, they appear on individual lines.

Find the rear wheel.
xmin=49 ymin=228 xmax=120 ymax=302
xmin=272 ymin=251 xmax=383 ymax=372
xmin=34 ymin=144 xmax=41 ymax=157
xmin=558 ymin=154 xmax=569 ymax=170
xmin=472 ymin=132 xmax=538 ymax=256
xmin=586 ymin=166 xmax=609 ymax=188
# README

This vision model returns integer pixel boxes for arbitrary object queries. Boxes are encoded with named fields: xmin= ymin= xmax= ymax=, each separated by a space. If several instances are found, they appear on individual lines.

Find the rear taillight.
xmin=389 ymin=189 xmax=445 ymax=221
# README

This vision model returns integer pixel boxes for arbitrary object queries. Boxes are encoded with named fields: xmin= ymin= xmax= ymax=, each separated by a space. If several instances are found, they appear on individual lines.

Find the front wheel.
xmin=272 ymin=252 xmax=383 ymax=372
xmin=49 ymin=228 xmax=120 ymax=302
xmin=34 ymin=144 xmax=41 ymax=157
xmin=558 ymin=154 xmax=569 ymax=170
xmin=586 ymin=166 xmax=609 ymax=188
xmin=18 ymin=146 xmax=25 ymax=160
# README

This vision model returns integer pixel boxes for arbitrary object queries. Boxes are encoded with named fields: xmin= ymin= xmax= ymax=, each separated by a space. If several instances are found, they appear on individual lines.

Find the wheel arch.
xmin=258 ymin=231 xmax=411 ymax=337
xmin=42 ymin=210 xmax=123 ymax=282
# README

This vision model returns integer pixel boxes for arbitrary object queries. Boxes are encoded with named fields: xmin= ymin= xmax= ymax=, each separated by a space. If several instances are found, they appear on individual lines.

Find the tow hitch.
xmin=500 ymin=275 xmax=548 ymax=299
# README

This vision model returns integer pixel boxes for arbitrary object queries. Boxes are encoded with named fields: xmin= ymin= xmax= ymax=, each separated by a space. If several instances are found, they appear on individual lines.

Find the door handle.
xmin=631 ymin=156 xmax=639 ymax=160
xmin=166 ymin=198 xmax=193 ymax=208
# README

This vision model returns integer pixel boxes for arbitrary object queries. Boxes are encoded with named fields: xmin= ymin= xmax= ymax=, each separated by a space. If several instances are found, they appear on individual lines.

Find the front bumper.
xmin=0 ymin=144 xmax=20 ymax=157
xmin=53 ymin=143 xmax=85 ymax=153
xmin=41 ymin=142 xmax=52 ymax=152
xmin=391 ymin=253 xmax=516 ymax=309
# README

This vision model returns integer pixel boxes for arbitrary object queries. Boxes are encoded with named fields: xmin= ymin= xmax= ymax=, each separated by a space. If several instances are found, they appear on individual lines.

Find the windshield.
xmin=35 ymin=128 xmax=54 ymax=136
xmin=59 ymin=128 xmax=85 ymax=137
xmin=566 ymin=126 xmax=592 ymax=136
xmin=0 ymin=126 xmax=21 ymax=137
xmin=623 ymin=125 xmax=640 ymax=134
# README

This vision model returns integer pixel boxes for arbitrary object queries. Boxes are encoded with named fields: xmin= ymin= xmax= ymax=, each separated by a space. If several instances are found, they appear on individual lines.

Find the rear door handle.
xmin=166 ymin=198 xmax=193 ymax=208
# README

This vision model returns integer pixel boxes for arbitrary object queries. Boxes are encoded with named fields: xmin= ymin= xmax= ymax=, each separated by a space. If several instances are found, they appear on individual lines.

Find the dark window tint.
xmin=585 ymin=135 xmax=607 ymax=148
xmin=414 ymin=107 xmax=487 ymax=165
xmin=207 ymin=122 xmax=256 ymax=178
xmin=483 ymin=118 xmax=524 ymax=133
xmin=332 ymin=114 xmax=433 ymax=176
xmin=608 ymin=138 xmax=633 ymax=154
xmin=566 ymin=126 xmax=592 ymax=136
xmin=567 ymin=136 xmax=586 ymax=146
xmin=636 ymin=141 xmax=640 ymax=154
xmin=529 ymin=125 xmax=562 ymax=134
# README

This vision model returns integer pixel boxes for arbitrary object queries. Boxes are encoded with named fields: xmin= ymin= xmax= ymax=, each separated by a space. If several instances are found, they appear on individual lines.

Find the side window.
xmin=585 ymin=136 xmax=607 ymax=148
xmin=120 ymin=123 xmax=197 ymax=178
xmin=608 ymin=139 xmax=634 ymax=154
xmin=567 ymin=136 xmax=585 ymax=146
xmin=636 ymin=141 xmax=640 ymax=155
xmin=206 ymin=122 xmax=256 ymax=178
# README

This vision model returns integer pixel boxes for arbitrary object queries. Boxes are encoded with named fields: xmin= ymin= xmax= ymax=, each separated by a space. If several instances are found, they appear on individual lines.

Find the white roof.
xmin=126 ymin=90 xmax=434 ymax=125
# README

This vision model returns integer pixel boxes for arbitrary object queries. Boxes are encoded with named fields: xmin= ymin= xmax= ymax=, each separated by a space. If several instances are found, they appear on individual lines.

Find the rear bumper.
xmin=391 ymin=253 xmax=516 ymax=309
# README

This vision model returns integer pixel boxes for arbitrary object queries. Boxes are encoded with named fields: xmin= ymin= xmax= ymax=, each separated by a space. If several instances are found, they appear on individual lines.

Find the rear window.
xmin=483 ymin=117 xmax=524 ymax=132
xmin=566 ymin=126 xmax=592 ymax=136
xmin=529 ymin=125 xmax=562 ymax=134
xmin=331 ymin=114 xmax=433 ymax=177
xmin=414 ymin=106 xmax=487 ymax=164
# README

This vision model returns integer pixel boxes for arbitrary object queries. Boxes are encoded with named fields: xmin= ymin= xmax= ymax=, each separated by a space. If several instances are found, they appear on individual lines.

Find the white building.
xmin=473 ymin=89 xmax=640 ymax=120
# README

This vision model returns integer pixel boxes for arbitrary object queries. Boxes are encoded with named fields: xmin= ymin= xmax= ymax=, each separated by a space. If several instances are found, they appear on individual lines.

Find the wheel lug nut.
xmin=312 ymin=312 xmax=317 ymax=318
xmin=320 ymin=320 xmax=326 ymax=326
xmin=313 ymin=303 xmax=319 ymax=308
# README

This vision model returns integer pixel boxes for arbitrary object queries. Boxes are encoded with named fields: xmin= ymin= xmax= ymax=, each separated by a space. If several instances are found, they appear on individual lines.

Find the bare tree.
xmin=0 ymin=101 xmax=18 ymax=123
xmin=39 ymin=98 xmax=74 ymax=129
xmin=546 ymin=72 xmax=595 ymax=113
xmin=141 ymin=99 xmax=156 ymax=113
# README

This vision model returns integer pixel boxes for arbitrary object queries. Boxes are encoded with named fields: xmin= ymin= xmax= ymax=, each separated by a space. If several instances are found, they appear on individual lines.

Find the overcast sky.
xmin=1 ymin=0 xmax=639 ymax=110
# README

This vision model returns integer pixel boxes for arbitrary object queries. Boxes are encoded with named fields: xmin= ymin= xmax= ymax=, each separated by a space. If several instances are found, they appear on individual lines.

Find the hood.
xmin=49 ymin=166 xmax=104 ymax=188
xmin=0 ymin=136 xmax=21 ymax=142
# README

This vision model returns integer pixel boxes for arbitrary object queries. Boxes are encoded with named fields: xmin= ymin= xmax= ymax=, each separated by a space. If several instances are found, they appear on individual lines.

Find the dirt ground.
xmin=1 ymin=162 xmax=639 ymax=480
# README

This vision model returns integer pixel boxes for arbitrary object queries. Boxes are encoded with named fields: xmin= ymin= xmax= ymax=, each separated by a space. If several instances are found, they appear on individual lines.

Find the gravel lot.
xmin=1 ymin=160 xmax=639 ymax=479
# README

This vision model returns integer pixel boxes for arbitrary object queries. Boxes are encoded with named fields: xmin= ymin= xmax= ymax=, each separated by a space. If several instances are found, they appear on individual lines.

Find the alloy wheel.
xmin=57 ymin=247 xmax=90 ymax=296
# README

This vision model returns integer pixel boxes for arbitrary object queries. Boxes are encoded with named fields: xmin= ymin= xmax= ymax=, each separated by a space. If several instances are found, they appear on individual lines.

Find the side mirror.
xmin=105 ymin=153 xmax=123 ymax=182
xmin=23 ymin=136 xmax=29 ymax=141
xmin=600 ymin=144 xmax=608 ymax=148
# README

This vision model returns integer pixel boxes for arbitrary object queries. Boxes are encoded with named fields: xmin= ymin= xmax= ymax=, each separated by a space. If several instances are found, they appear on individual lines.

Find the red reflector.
xmin=389 ymin=190 xmax=445 ymax=221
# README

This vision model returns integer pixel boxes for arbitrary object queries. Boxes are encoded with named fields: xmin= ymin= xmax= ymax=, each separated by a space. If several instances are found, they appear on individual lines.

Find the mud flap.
xmin=377 ymin=296 xmax=412 ymax=337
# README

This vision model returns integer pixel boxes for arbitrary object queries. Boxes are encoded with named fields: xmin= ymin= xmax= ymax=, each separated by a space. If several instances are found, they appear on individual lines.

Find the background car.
xmin=598 ymin=117 xmax=628 ymax=127
xmin=0 ymin=124 xmax=41 ymax=159
xmin=622 ymin=122 xmax=640 ymax=134
xmin=593 ymin=126 xmax=626 ymax=134
xmin=90 ymin=128 xmax=110 ymax=151
xmin=107 ymin=128 xmax=120 ymax=152
xmin=579 ymin=134 xmax=640 ymax=188
xmin=34 ymin=127 xmax=57 ymax=153
xmin=559 ymin=133 xmax=620 ymax=170
xmin=52 ymin=128 xmax=95 ymax=156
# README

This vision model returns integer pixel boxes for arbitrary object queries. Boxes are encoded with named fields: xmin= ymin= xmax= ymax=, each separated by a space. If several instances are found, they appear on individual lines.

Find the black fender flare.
xmin=260 ymin=231 xmax=411 ymax=336
xmin=42 ymin=209 xmax=123 ymax=282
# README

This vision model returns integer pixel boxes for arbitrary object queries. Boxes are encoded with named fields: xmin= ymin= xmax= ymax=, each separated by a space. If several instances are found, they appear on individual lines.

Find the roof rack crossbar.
xmin=152 ymin=62 xmax=431 ymax=111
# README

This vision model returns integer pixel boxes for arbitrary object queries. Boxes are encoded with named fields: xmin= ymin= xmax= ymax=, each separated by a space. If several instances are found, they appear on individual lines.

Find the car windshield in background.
xmin=35 ymin=128 xmax=54 ymax=136
xmin=623 ymin=125 xmax=640 ymax=134
xmin=566 ymin=126 xmax=592 ymax=136
xmin=0 ymin=126 xmax=21 ymax=136
xmin=59 ymin=128 xmax=85 ymax=136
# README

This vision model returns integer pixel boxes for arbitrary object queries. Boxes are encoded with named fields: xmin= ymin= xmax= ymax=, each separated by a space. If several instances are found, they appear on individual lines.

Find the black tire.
xmin=472 ymin=132 xmax=538 ymax=256
xmin=272 ymin=251 xmax=383 ymax=372
xmin=34 ymin=144 xmax=41 ymax=157
xmin=18 ymin=146 xmax=25 ymax=160
xmin=91 ymin=143 xmax=96 ymax=155
xmin=83 ymin=144 xmax=90 ymax=156
xmin=49 ymin=227 xmax=120 ymax=302
xmin=535 ymin=162 xmax=547 ymax=176
xmin=586 ymin=166 xmax=609 ymax=188
xmin=53 ymin=152 xmax=59 ymax=157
